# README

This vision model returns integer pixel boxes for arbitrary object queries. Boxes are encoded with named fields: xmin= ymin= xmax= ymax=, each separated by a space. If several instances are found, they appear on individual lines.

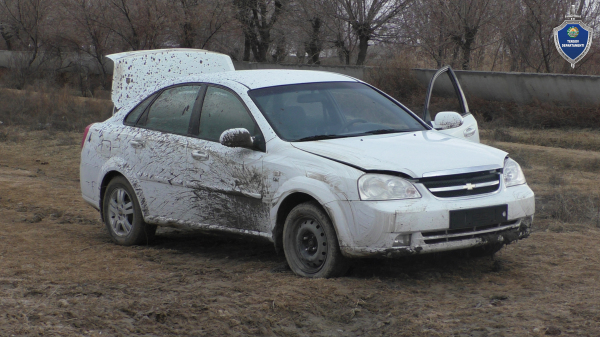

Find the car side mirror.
xmin=433 ymin=111 xmax=464 ymax=130
xmin=220 ymin=128 xmax=254 ymax=148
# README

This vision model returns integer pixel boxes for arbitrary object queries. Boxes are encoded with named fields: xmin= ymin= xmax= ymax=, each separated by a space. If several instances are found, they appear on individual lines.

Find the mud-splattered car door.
xmin=183 ymin=85 xmax=269 ymax=233
xmin=126 ymin=84 xmax=203 ymax=220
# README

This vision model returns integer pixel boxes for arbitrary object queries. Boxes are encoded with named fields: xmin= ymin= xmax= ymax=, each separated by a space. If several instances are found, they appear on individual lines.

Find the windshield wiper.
xmin=295 ymin=134 xmax=348 ymax=142
xmin=359 ymin=129 xmax=410 ymax=135
xmin=295 ymin=129 xmax=411 ymax=142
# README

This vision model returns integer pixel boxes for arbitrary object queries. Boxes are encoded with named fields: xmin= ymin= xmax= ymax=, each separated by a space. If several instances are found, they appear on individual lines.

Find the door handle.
xmin=130 ymin=139 xmax=145 ymax=148
xmin=191 ymin=150 xmax=209 ymax=161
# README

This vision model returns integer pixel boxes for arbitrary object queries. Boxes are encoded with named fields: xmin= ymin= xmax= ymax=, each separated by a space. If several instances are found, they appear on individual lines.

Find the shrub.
xmin=365 ymin=58 xmax=424 ymax=112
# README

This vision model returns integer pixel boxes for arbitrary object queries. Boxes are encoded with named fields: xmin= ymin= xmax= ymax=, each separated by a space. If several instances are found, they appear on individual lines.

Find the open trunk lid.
xmin=107 ymin=48 xmax=234 ymax=112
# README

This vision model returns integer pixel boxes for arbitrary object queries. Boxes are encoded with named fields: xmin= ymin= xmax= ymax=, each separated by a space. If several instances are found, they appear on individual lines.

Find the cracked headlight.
xmin=504 ymin=157 xmax=526 ymax=187
xmin=358 ymin=174 xmax=421 ymax=201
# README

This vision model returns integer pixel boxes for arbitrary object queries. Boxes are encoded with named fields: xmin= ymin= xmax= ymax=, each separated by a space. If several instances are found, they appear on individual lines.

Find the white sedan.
xmin=80 ymin=49 xmax=534 ymax=278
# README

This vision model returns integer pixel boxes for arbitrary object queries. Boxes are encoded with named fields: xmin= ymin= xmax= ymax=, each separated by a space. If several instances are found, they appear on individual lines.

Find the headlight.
xmin=358 ymin=174 xmax=421 ymax=201
xmin=504 ymin=157 xmax=526 ymax=187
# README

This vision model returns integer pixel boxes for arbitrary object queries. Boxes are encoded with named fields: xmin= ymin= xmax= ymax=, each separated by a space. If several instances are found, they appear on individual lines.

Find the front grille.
xmin=421 ymin=220 xmax=519 ymax=244
xmin=419 ymin=170 xmax=501 ymax=198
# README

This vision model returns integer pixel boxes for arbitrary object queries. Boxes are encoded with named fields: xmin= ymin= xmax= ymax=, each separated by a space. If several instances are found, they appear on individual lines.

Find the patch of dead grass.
xmin=487 ymin=140 xmax=600 ymax=173
xmin=483 ymin=134 xmax=600 ymax=229
xmin=0 ymin=88 xmax=112 ymax=132
xmin=481 ymin=127 xmax=600 ymax=152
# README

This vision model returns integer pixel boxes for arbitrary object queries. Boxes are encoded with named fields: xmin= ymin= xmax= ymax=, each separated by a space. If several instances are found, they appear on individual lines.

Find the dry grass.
xmin=0 ymin=88 xmax=112 ymax=132
xmin=0 ymin=126 xmax=599 ymax=336
xmin=481 ymin=138 xmax=600 ymax=229
xmin=481 ymin=127 xmax=600 ymax=152
xmin=486 ymin=140 xmax=600 ymax=175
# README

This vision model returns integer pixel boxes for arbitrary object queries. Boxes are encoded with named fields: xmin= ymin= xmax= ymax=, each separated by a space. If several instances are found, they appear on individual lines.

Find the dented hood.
xmin=291 ymin=131 xmax=507 ymax=178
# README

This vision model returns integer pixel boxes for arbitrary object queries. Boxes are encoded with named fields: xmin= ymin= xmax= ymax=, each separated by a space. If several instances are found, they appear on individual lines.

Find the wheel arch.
xmin=99 ymin=171 xmax=126 ymax=221
xmin=273 ymin=192 xmax=343 ymax=254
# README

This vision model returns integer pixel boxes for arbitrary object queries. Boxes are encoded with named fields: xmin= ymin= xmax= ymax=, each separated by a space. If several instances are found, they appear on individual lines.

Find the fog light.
xmin=393 ymin=234 xmax=411 ymax=247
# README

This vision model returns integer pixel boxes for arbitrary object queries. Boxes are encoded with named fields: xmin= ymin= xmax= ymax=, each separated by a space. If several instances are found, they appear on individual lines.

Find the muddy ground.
xmin=1 ymin=127 xmax=600 ymax=336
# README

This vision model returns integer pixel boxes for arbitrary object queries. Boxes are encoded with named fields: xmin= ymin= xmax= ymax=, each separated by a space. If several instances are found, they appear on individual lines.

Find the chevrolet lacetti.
xmin=80 ymin=49 xmax=535 ymax=278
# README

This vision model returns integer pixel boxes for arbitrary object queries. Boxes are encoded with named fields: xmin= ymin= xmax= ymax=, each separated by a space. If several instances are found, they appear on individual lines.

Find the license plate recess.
xmin=449 ymin=205 xmax=508 ymax=230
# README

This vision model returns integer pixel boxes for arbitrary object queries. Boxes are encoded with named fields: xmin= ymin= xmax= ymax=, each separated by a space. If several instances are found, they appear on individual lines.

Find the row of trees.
xmin=0 ymin=0 xmax=599 ymax=88
xmin=407 ymin=0 xmax=600 ymax=73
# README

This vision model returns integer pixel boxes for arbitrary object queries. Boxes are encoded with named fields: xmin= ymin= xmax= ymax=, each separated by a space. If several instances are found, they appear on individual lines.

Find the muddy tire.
xmin=102 ymin=176 xmax=156 ymax=246
xmin=283 ymin=201 xmax=349 ymax=278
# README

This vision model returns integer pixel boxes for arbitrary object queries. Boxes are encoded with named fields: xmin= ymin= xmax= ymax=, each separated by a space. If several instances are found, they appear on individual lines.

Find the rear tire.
xmin=283 ymin=201 xmax=349 ymax=278
xmin=102 ymin=176 xmax=156 ymax=245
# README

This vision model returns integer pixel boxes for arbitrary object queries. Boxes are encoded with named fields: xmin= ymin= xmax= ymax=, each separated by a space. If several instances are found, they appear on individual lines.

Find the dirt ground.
xmin=1 ymin=127 xmax=600 ymax=336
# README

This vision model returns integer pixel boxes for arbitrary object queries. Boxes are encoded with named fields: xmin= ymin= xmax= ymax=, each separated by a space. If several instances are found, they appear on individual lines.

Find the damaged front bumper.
xmin=337 ymin=183 xmax=535 ymax=258
xmin=345 ymin=216 xmax=532 ymax=258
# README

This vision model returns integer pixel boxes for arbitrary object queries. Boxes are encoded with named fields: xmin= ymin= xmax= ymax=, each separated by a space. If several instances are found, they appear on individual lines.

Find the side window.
xmin=124 ymin=93 xmax=156 ymax=125
xmin=144 ymin=85 xmax=202 ymax=135
xmin=198 ymin=86 xmax=257 ymax=142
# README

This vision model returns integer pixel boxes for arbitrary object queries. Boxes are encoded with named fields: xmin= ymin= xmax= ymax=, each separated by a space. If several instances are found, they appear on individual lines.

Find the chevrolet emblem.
xmin=465 ymin=183 xmax=474 ymax=190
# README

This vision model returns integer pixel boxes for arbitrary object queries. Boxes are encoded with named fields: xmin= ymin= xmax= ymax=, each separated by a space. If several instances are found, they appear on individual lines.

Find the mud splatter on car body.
xmin=81 ymin=49 xmax=535 ymax=266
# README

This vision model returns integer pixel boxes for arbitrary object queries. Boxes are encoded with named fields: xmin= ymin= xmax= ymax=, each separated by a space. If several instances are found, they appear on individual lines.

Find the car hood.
xmin=291 ymin=131 xmax=507 ymax=178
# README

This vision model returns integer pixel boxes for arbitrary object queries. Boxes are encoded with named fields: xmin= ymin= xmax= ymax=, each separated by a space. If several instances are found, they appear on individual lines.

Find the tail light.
xmin=81 ymin=124 xmax=93 ymax=148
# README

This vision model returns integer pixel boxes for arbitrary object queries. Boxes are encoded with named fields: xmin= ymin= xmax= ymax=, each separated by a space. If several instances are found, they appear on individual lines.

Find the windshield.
xmin=248 ymin=82 xmax=427 ymax=141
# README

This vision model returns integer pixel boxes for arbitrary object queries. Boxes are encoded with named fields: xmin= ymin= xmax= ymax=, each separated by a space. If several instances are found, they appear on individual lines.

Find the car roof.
xmin=202 ymin=69 xmax=359 ymax=89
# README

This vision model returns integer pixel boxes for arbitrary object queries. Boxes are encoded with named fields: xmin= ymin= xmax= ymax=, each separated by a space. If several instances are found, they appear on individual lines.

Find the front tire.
xmin=283 ymin=201 xmax=349 ymax=278
xmin=102 ymin=176 xmax=156 ymax=245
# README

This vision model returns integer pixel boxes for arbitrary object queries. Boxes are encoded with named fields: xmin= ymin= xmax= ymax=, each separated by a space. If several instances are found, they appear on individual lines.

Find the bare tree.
xmin=105 ymin=0 xmax=170 ymax=51
xmin=1 ymin=0 xmax=598 ymax=82
xmin=234 ymin=0 xmax=285 ymax=62
xmin=283 ymin=0 xmax=325 ymax=64
xmin=574 ymin=0 xmax=600 ymax=73
xmin=406 ymin=0 xmax=527 ymax=71
xmin=441 ymin=0 xmax=508 ymax=70
xmin=60 ymin=0 xmax=114 ymax=88
xmin=331 ymin=0 xmax=412 ymax=65
xmin=304 ymin=16 xmax=322 ymax=64
xmin=329 ymin=17 xmax=358 ymax=65
xmin=521 ymin=0 xmax=567 ymax=72
xmin=284 ymin=0 xmax=359 ymax=65
xmin=0 ymin=22 xmax=18 ymax=50
xmin=170 ymin=0 xmax=233 ymax=49
xmin=403 ymin=0 xmax=454 ymax=68
xmin=176 ymin=0 xmax=198 ymax=48
xmin=0 ymin=0 xmax=51 ymax=67
xmin=498 ymin=0 xmax=597 ymax=73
